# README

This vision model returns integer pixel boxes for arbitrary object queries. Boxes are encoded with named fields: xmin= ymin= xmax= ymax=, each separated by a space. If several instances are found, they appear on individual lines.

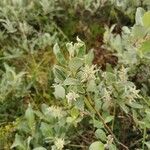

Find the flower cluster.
xmin=126 ymin=85 xmax=141 ymax=103
xmin=81 ymin=65 xmax=98 ymax=82
xmin=102 ymin=88 xmax=112 ymax=102
xmin=66 ymin=91 xmax=79 ymax=103
xmin=54 ymin=138 xmax=65 ymax=150
xmin=118 ymin=66 xmax=128 ymax=82
xmin=46 ymin=106 xmax=64 ymax=118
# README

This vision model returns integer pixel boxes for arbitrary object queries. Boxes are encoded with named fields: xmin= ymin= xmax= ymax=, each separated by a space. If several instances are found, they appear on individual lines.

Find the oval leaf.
xmin=89 ymin=141 xmax=104 ymax=150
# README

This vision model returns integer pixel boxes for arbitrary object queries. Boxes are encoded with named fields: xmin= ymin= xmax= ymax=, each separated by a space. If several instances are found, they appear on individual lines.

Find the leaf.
xmin=104 ymin=116 xmax=114 ymax=123
xmin=87 ymin=80 xmax=97 ymax=92
xmin=140 ymin=40 xmax=150 ymax=54
xmin=27 ymin=136 xmax=33 ymax=149
xmin=41 ymin=104 xmax=49 ymax=116
xmin=0 ymin=19 xmax=17 ymax=33
xmin=53 ymin=65 xmax=67 ymax=83
xmin=75 ymin=37 xmax=86 ymax=57
xmin=40 ymin=0 xmax=51 ymax=14
xmin=132 ymin=25 xmax=147 ymax=38
xmin=53 ymin=43 xmax=66 ymax=64
xmin=84 ymin=50 xmax=94 ymax=65
xmin=40 ymin=122 xmax=53 ymax=138
xmin=11 ymin=134 xmax=25 ymax=149
xmin=33 ymin=147 xmax=47 ymax=150
xmin=108 ymin=144 xmax=117 ymax=150
xmin=66 ymin=42 xmax=75 ymax=57
xmin=25 ymin=104 xmax=35 ymax=131
xmin=70 ymin=107 xmax=79 ymax=118
xmin=74 ymin=98 xmax=84 ymax=111
xmin=128 ymin=102 xmax=143 ymax=109
xmin=135 ymin=7 xmax=145 ymax=26
xmin=119 ymin=102 xmax=129 ymax=113
xmin=95 ymin=129 xmax=107 ymax=142
xmin=93 ymin=119 xmax=104 ymax=129
xmin=53 ymin=84 xmax=65 ymax=99
xmin=122 ymin=26 xmax=130 ymax=34
xmin=145 ymin=141 xmax=150 ymax=149
xmin=89 ymin=141 xmax=104 ymax=150
xmin=69 ymin=57 xmax=83 ymax=71
xmin=143 ymin=11 xmax=150 ymax=28
xmin=63 ymin=78 xmax=79 ymax=86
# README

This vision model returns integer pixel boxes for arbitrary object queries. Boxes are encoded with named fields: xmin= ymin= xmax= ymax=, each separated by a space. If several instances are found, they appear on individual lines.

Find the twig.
xmin=142 ymin=126 xmax=146 ymax=150
xmin=129 ymin=138 xmax=143 ymax=148
xmin=111 ymin=102 xmax=116 ymax=131
xmin=68 ymin=144 xmax=88 ymax=148
xmin=85 ymin=94 xmax=129 ymax=150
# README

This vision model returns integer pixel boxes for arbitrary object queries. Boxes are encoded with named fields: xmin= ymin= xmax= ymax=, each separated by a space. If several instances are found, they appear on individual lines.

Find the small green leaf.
xmin=143 ymin=11 xmax=150 ymax=28
xmin=119 ymin=102 xmax=129 ymax=113
xmin=53 ymin=43 xmax=66 ymax=64
xmin=75 ymin=37 xmax=86 ymax=57
xmin=11 ymin=134 xmax=26 ymax=149
xmin=66 ymin=42 xmax=75 ymax=57
xmin=145 ymin=141 xmax=150 ymax=149
xmin=69 ymin=57 xmax=83 ymax=71
xmin=95 ymin=129 xmax=107 ymax=142
xmin=63 ymin=78 xmax=79 ymax=86
xmin=128 ymin=102 xmax=143 ymax=109
xmin=33 ymin=147 xmax=47 ymax=150
xmin=53 ymin=84 xmax=65 ymax=99
xmin=104 ymin=116 xmax=114 ymax=123
xmin=53 ymin=65 xmax=67 ymax=83
xmin=84 ymin=50 xmax=94 ymax=65
xmin=108 ymin=144 xmax=117 ymax=150
xmin=27 ymin=136 xmax=33 ymax=149
xmin=74 ymin=98 xmax=85 ymax=111
xmin=140 ymin=40 xmax=150 ymax=53
xmin=40 ymin=122 xmax=53 ymax=138
xmin=25 ymin=104 xmax=35 ymax=131
xmin=87 ymin=80 xmax=97 ymax=92
xmin=135 ymin=7 xmax=145 ymax=26
xmin=93 ymin=119 xmax=104 ymax=129
xmin=89 ymin=141 xmax=104 ymax=150
xmin=70 ymin=107 xmax=80 ymax=118
xmin=132 ymin=25 xmax=147 ymax=38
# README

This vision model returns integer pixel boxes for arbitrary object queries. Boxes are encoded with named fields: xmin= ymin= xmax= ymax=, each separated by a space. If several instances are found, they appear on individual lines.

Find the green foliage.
xmin=0 ymin=1 xmax=150 ymax=150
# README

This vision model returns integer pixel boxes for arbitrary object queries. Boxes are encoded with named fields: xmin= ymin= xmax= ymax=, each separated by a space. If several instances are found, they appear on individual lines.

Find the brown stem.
xmin=86 ymin=94 xmax=129 ymax=150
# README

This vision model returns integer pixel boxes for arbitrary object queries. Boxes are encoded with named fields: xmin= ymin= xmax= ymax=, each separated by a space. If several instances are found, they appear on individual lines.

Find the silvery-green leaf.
xmin=128 ymin=102 xmax=143 ymax=109
xmin=95 ymin=129 xmax=107 ymax=142
xmin=87 ymin=80 xmax=97 ymax=92
xmin=53 ymin=84 xmax=65 ymax=99
xmin=142 ymin=11 xmax=150 ymax=28
xmin=139 ymin=40 xmax=150 ymax=54
xmin=89 ymin=141 xmax=104 ymax=150
xmin=53 ymin=65 xmax=67 ymax=83
xmin=33 ymin=147 xmax=47 ymax=150
xmin=76 ymin=37 xmax=86 ymax=56
xmin=11 ymin=134 xmax=26 ymax=149
xmin=25 ymin=104 xmax=35 ymax=131
xmin=135 ymin=7 xmax=145 ymax=26
xmin=27 ymin=136 xmax=33 ymax=149
xmin=145 ymin=141 xmax=150 ymax=149
xmin=104 ymin=116 xmax=114 ymax=123
xmin=84 ymin=50 xmax=94 ymax=65
xmin=63 ymin=78 xmax=79 ymax=86
xmin=40 ymin=122 xmax=53 ymax=138
xmin=70 ymin=107 xmax=80 ymax=118
xmin=69 ymin=57 xmax=83 ymax=71
xmin=53 ymin=43 xmax=66 ymax=64
xmin=66 ymin=42 xmax=75 ymax=57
